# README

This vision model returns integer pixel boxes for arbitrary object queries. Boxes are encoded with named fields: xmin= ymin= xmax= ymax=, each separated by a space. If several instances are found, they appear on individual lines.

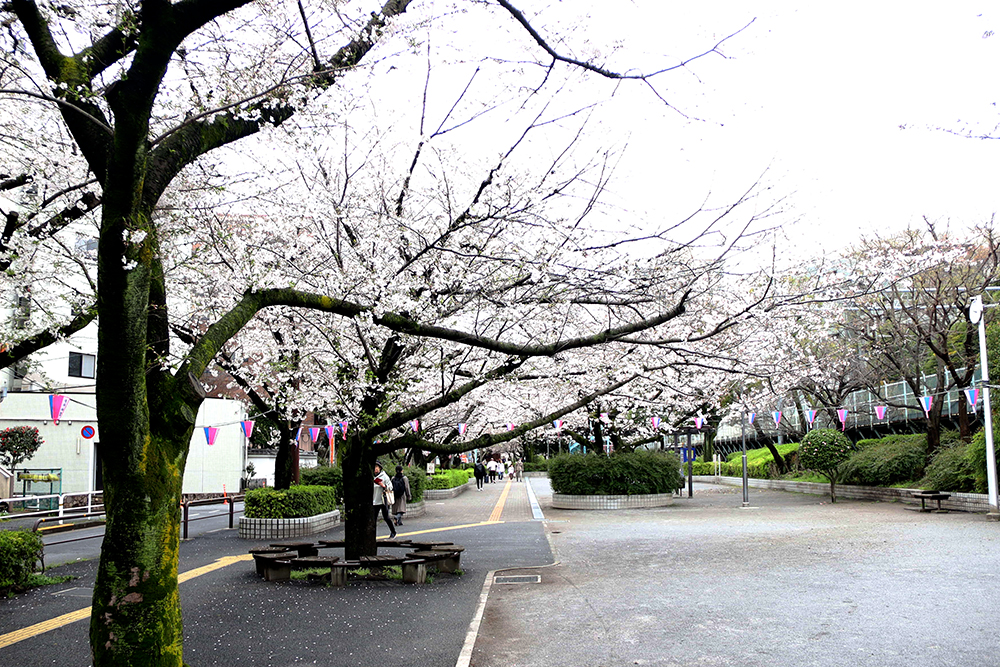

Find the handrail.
xmin=182 ymin=494 xmax=245 ymax=539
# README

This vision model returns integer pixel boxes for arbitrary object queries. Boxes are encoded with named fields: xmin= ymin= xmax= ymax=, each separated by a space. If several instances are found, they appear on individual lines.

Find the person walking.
xmin=373 ymin=461 xmax=396 ymax=538
xmin=390 ymin=465 xmax=412 ymax=526
xmin=514 ymin=459 xmax=523 ymax=482
xmin=474 ymin=461 xmax=486 ymax=490
xmin=497 ymin=458 xmax=505 ymax=481
xmin=487 ymin=459 xmax=497 ymax=484
xmin=505 ymin=459 xmax=513 ymax=480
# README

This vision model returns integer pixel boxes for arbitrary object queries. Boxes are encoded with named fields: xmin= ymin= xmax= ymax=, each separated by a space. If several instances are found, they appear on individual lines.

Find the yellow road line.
xmin=2 ymin=518 xmax=507 ymax=649
xmin=384 ymin=521 xmax=503 ymax=540
xmin=489 ymin=478 xmax=513 ymax=522
xmin=0 ymin=554 xmax=254 ymax=650
xmin=0 ymin=608 xmax=90 ymax=649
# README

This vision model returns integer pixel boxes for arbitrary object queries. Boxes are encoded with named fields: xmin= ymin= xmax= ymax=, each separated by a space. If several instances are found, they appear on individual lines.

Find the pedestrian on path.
xmin=474 ymin=461 xmax=486 ymax=490
xmin=488 ymin=459 xmax=498 ymax=483
xmin=373 ymin=461 xmax=396 ymax=538
xmin=498 ymin=458 xmax=505 ymax=481
xmin=514 ymin=459 xmax=523 ymax=482
xmin=390 ymin=465 xmax=412 ymax=525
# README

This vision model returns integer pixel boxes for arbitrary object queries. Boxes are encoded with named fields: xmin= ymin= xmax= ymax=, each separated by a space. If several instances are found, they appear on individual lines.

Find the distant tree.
xmin=798 ymin=428 xmax=858 ymax=503
xmin=0 ymin=426 xmax=44 ymax=468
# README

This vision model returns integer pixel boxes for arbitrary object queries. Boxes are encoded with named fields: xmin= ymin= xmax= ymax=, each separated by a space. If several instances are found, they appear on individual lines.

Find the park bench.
xmin=250 ymin=540 xmax=464 ymax=586
xmin=269 ymin=541 xmax=319 ymax=557
xmin=911 ymin=491 xmax=951 ymax=513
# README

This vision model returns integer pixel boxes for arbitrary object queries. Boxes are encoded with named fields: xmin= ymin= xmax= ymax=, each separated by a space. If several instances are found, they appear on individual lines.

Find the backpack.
xmin=474 ymin=463 xmax=485 ymax=476
xmin=392 ymin=475 xmax=406 ymax=498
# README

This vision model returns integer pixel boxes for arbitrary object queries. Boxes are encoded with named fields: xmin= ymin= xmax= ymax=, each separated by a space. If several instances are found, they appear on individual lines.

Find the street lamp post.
xmin=741 ymin=412 xmax=750 ymax=507
xmin=970 ymin=296 xmax=999 ymax=517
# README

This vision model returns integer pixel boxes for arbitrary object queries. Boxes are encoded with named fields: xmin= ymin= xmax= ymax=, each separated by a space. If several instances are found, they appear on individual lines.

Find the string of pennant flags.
xmin=42 ymin=382 xmax=989 ymax=449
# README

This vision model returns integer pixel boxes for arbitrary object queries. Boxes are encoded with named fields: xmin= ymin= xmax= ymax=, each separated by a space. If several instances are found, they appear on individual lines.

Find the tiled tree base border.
xmin=424 ymin=480 xmax=473 ymax=500
xmin=552 ymin=493 xmax=674 ymax=510
xmin=239 ymin=510 xmax=341 ymax=540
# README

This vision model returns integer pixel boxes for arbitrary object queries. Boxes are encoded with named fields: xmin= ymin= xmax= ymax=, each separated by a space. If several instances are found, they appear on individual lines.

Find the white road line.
xmin=455 ymin=570 xmax=495 ymax=667
xmin=524 ymin=477 xmax=545 ymax=520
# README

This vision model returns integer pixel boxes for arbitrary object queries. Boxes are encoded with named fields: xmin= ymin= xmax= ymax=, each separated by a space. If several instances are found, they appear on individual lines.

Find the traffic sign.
xmin=81 ymin=425 xmax=96 ymax=439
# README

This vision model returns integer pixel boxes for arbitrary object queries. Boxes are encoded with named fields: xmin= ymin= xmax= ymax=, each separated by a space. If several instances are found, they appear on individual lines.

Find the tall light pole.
xmin=741 ymin=411 xmax=751 ymax=507
xmin=970 ymin=296 xmax=999 ymax=517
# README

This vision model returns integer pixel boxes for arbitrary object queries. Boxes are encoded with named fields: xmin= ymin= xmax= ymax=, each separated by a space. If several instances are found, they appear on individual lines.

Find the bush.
xmin=523 ymin=459 xmax=549 ymax=473
xmin=719 ymin=443 xmax=801 ymax=479
xmin=548 ymin=450 xmax=682 ymax=495
xmin=0 ymin=530 xmax=43 ymax=592
xmin=966 ymin=428 xmax=1000 ymax=494
xmin=839 ymin=434 xmax=927 ymax=487
xmin=244 ymin=485 xmax=338 ymax=518
xmin=799 ymin=428 xmax=859 ymax=502
xmin=299 ymin=466 xmax=343 ymax=501
xmin=426 ymin=468 xmax=473 ymax=490
xmin=918 ymin=442 xmax=976 ymax=492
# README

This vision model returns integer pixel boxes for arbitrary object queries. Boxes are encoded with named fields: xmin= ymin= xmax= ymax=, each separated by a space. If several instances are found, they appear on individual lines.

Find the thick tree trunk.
xmin=342 ymin=434 xmax=379 ymax=560
xmin=90 ymin=191 xmax=198 ymax=664
xmin=763 ymin=442 xmax=788 ymax=474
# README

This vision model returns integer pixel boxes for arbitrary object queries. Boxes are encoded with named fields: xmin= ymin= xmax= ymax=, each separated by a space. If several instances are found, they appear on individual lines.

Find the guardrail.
xmin=182 ymin=494 xmax=245 ymax=539
xmin=0 ymin=490 xmax=104 ymax=519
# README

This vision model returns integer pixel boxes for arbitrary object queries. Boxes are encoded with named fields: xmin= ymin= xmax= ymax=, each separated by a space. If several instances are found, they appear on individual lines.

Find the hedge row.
xmin=244 ymin=485 xmax=339 ymax=519
xmin=549 ymin=450 xmax=682 ymax=495
xmin=0 ymin=530 xmax=43 ymax=593
xmin=298 ymin=465 xmax=428 ymax=503
xmin=426 ymin=468 xmax=473 ymax=490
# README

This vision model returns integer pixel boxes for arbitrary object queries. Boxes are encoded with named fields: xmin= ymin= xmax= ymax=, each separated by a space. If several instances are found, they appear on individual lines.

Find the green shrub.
xmin=426 ymin=468 xmax=473 ymax=490
xmin=0 ymin=530 xmax=43 ymax=592
xmin=690 ymin=461 xmax=715 ymax=475
xmin=967 ymin=428 xmax=1000 ymax=494
xmin=839 ymin=434 xmax=926 ymax=487
xmin=918 ymin=442 xmax=976 ymax=492
xmin=549 ymin=450 xmax=682 ymax=495
xmin=299 ymin=466 xmax=343 ymax=501
xmin=523 ymin=459 xmax=549 ymax=472
xmin=799 ymin=428 xmax=859 ymax=502
xmin=719 ymin=443 xmax=801 ymax=479
xmin=244 ymin=485 xmax=338 ymax=518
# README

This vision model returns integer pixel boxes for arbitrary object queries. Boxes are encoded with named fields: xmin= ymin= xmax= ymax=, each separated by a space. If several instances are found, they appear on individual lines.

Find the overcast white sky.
xmin=568 ymin=2 xmax=1000 ymax=261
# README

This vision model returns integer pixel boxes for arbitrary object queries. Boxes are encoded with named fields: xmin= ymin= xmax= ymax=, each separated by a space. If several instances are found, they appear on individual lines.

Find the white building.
xmin=3 ymin=393 xmax=247 ymax=496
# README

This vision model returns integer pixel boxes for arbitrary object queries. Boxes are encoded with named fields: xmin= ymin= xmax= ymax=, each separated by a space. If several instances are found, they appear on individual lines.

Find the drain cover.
xmin=494 ymin=575 xmax=541 ymax=584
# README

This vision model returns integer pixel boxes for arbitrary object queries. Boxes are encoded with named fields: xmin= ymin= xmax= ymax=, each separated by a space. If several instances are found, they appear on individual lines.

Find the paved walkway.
xmin=6 ymin=478 xmax=1000 ymax=666
xmin=473 ymin=479 xmax=1000 ymax=667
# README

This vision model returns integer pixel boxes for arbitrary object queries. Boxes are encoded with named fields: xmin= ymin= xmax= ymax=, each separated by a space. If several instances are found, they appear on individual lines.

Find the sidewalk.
xmin=0 ymin=477 xmax=548 ymax=667
xmin=473 ymin=479 xmax=1000 ymax=667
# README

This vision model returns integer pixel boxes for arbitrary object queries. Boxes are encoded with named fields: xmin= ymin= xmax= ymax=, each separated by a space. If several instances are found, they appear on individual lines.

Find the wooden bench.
xmin=912 ymin=491 xmax=951 ymax=512
xmin=405 ymin=548 xmax=463 ymax=577
xmin=269 ymin=541 xmax=319 ymax=557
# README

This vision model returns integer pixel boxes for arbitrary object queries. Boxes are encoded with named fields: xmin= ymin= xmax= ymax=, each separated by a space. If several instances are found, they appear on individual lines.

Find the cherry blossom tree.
xmin=0 ymin=1 xmax=768 ymax=664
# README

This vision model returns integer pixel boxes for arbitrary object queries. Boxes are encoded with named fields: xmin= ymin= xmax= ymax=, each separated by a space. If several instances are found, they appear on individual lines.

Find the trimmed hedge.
xmin=244 ymin=485 xmax=338 ymax=519
xmin=299 ymin=466 xmax=343 ymax=501
xmin=0 ymin=530 xmax=43 ymax=592
xmin=549 ymin=450 xmax=682 ymax=495
xmin=426 ymin=468 xmax=473 ymax=490
xmin=524 ymin=459 xmax=549 ymax=472
xmin=839 ymin=434 xmax=926 ymax=487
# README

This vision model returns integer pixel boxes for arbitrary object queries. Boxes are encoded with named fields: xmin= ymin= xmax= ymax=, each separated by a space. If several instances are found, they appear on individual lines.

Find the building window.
xmin=68 ymin=352 xmax=96 ymax=379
